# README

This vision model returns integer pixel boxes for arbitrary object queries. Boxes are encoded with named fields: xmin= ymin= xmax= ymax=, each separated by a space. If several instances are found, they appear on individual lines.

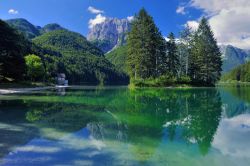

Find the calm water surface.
xmin=0 ymin=86 xmax=250 ymax=166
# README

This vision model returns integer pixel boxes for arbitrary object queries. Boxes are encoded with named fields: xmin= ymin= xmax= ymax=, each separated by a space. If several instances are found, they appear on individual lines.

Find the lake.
xmin=0 ymin=86 xmax=250 ymax=166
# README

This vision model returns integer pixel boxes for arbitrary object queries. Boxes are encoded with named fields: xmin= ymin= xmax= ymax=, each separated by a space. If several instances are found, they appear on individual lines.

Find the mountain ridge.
xmin=87 ymin=17 xmax=131 ymax=53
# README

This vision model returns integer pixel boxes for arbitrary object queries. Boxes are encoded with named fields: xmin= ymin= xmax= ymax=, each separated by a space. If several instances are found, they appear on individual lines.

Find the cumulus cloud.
xmin=176 ymin=6 xmax=186 ymax=15
xmin=8 ymin=9 xmax=18 ymax=15
xmin=127 ymin=16 xmax=134 ymax=22
xmin=188 ymin=0 xmax=250 ymax=49
xmin=88 ymin=14 xmax=106 ymax=28
xmin=185 ymin=20 xmax=199 ymax=31
xmin=88 ymin=6 xmax=104 ymax=14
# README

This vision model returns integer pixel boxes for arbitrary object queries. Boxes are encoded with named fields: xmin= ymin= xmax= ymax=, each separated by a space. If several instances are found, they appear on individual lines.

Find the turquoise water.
xmin=0 ymin=86 xmax=250 ymax=166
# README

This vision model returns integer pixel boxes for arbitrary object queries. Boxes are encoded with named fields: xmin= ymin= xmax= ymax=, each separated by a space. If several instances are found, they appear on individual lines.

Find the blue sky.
xmin=1 ymin=0 xmax=250 ymax=49
xmin=0 ymin=0 xmax=202 ymax=37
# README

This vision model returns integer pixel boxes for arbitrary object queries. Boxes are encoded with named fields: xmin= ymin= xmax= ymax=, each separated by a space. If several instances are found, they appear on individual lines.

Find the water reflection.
xmin=0 ymin=87 xmax=250 ymax=165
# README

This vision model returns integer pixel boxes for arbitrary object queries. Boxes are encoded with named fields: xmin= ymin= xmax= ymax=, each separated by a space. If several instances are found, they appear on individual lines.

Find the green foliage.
xmin=40 ymin=23 xmax=65 ymax=34
xmin=6 ymin=18 xmax=40 ymax=39
xmin=32 ymin=30 xmax=103 ymax=56
xmin=33 ymin=30 xmax=129 ymax=85
xmin=166 ymin=32 xmax=179 ymax=76
xmin=91 ymin=39 xmax=113 ymax=53
xmin=0 ymin=19 xmax=30 ymax=81
xmin=178 ymin=27 xmax=193 ymax=77
xmin=25 ymin=54 xmax=45 ymax=81
xmin=189 ymin=17 xmax=222 ymax=86
xmin=106 ymin=45 xmax=128 ymax=72
xmin=127 ymin=8 xmax=166 ymax=79
xmin=221 ymin=61 xmax=250 ymax=82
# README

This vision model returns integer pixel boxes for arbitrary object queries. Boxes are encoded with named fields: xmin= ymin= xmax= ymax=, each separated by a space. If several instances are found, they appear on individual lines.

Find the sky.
xmin=1 ymin=0 xmax=250 ymax=49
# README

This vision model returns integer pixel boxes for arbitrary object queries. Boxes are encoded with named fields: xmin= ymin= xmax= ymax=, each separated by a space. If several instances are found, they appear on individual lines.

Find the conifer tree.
xmin=190 ymin=17 xmax=222 ymax=86
xmin=166 ymin=32 xmax=179 ymax=76
xmin=178 ymin=27 xmax=192 ymax=77
xmin=127 ymin=8 xmax=165 ymax=80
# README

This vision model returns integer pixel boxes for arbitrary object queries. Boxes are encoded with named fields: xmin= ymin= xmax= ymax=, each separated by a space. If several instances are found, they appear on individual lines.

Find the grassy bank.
xmin=217 ymin=81 xmax=250 ymax=87
xmin=129 ymin=76 xmax=196 ymax=88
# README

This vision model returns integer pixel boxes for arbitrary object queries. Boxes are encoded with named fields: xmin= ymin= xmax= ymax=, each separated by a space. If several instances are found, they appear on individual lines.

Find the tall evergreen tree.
xmin=127 ymin=8 xmax=165 ymax=80
xmin=0 ymin=19 xmax=29 ymax=81
xmin=166 ymin=32 xmax=179 ymax=76
xmin=178 ymin=27 xmax=192 ymax=77
xmin=190 ymin=17 xmax=222 ymax=86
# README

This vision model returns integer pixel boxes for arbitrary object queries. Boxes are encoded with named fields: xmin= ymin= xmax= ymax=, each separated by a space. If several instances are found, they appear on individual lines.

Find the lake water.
xmin=0 ymin=86 xmax=250 ymax=166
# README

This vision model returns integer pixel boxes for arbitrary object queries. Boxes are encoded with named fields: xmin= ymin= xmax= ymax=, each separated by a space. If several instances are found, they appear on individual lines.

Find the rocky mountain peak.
xmin=87 ymin=17 xmax=131 ymax=53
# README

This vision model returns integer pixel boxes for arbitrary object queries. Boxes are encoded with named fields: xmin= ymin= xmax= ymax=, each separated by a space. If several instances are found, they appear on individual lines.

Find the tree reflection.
xmin=22 ymin=87 xmax=222 ymax=160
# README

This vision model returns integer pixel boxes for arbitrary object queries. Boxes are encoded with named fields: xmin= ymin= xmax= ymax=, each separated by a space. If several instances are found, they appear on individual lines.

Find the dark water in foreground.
xmin=0 ymin=86 xmax=250 ymax=166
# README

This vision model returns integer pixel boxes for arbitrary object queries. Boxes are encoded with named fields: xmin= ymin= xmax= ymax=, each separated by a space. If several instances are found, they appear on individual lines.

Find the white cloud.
xmin=88 ymin=14 xmax=106 ymax=28
xmin=176 ymin=6 xmax=186 ymax=15
xmin=189 ymin=0 xmax=250 ymax=49
xmin=88 ymin=6 xmax=104 ymax=14
xmin=185 ymin=20 xmax=199 ymax=31
xmin=127 ymin=16 xmax=134 ymax=22
xmin=8 ymin=9 xmax=18 ymax=15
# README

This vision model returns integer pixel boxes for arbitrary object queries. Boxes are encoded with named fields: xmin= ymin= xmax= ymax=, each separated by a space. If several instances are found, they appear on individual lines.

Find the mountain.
xmin=87 ymin=18 xmax=131 ymax=53
xmin=33 ymin=29 xmax=103 ymax=56
xmin=6 ymin=19 xmax=66 ymax=39
xmin=6 ymin=18 xmax=40 ymax=39
xmin=33 ymin=30 xmax=129 ymax=85
xmin=40 ymin=23 xmax=65 ymax=34
xmin=220 ymin=45 xmax=250 ymax=73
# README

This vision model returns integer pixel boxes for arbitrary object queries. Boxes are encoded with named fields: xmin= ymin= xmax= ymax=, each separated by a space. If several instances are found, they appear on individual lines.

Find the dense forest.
xmin=1 ymin=8 xmax=223 ymax=86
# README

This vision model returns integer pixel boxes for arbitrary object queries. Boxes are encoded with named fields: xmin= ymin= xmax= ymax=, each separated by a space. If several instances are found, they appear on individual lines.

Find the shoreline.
xmin=0 ymin=86 xmax=55 ymax=95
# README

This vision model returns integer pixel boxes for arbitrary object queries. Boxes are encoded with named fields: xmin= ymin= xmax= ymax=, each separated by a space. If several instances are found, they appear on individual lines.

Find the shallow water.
xmin=0 ymin=86 xmax=250 ymax=166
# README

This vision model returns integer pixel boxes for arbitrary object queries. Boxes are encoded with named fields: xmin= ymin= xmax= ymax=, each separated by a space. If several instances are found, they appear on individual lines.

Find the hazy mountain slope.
xmin=40 ymin=23 xmax=65 ymax=34
xmin=220 ymin=45 xmax=250 ymax=73
xmin=6 ymin=18 xmax=40 ymax=39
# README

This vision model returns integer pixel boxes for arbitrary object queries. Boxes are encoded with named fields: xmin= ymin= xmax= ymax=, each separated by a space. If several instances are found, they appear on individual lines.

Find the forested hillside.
xmin=0 ymin=19 xmax=31 ymax=81
xmin=6 ymin=18 xmax=40 ymax=39
xmin=32 ymin=30 xmax=128 ymax=85
xmin=0 ymin=19 xmax=129 ymax=85
xmin=33 ymin=30 xmax=104 ymax=56
xmin=106 ymin=45 xmax=127 ymax=72
xmin=221 ymin=61 xmax=250 ymax=82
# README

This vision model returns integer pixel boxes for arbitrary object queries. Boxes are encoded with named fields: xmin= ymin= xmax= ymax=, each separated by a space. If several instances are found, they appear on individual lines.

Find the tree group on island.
xmin=127 ymin=8 xmax=222 ymax=86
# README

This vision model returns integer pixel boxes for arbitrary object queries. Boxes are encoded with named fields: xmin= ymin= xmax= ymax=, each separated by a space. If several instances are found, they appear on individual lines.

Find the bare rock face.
xmin=87 ymin=18 xmax=131 ymax=53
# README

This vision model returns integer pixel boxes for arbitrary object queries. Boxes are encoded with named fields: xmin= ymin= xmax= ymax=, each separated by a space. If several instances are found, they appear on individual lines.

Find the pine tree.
xmin=0 ymin=19 xmax=29 ymax=81
xmin=127 ymin=8 xmax=165 ymax=80
xmin=190 ymin=17 xmax=222 ymax=86
xmin=166 ymin=32 xmax=179 ymax=76
xmin=178 ymin=27 xmax=192 ymax=77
